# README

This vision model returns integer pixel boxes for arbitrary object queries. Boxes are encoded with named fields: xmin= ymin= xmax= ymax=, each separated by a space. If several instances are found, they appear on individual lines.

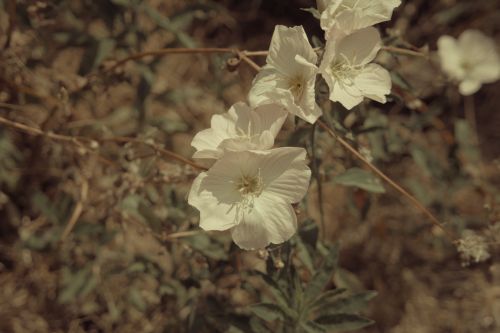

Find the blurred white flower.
xmin=319 ymin=27 xmax=391 ymax=109
xmin=437 ymin=29 xmax=500 ymax=95
xmin=457 ymin=230 xmax=490 ymax=266
xmin=320 ymin=0 xmax=401 ymax=39
xmin=248 ymin=25 xmax=322 ymax=124
xmin=188 ymin=147 xmax=311 ymax=250
xmin=191 ymin=102 xmax=287 ymax=160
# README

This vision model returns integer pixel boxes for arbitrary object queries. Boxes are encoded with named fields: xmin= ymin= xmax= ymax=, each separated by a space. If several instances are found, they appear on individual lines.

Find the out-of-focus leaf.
xmin=185 ymin=233 xmax=228 ymax=260
xmin=334 ymin=168 xmax=385 ymax=193
xmin=253 ymin=271 xmax=289 ymax=310
xmin=304 ymin=244 xmax=338 ymax=303
xmin=249 ymin=317 xmax=273 ymax=333
xmin=315 ymin=291 xmax=377 ymax=317
xmin=315 ymin=313 xmax=374 ymax=331
xmin=141 ymin=4 xmax=196 ymax=47
xmin=250 ymin=303 xmax=286 ymax=322
xmin=58 ymin=267 xmax=93 ymax=303
xmin=390 ymin=71 xmax=413 ymax=91
xmin=128 ymin=288 xmax=146 ymax=311
xmin=300 ymin=321 xmax=327 ymax=333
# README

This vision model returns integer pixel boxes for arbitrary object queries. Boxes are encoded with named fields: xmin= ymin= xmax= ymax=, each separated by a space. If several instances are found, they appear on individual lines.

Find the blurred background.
xmin=0 ymin=0 xmax=499 ymax=332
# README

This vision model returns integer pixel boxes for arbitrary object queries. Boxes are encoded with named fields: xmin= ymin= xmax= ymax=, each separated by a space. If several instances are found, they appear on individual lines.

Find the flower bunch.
xmin=188 ymin=0 xmax=401 ymax=250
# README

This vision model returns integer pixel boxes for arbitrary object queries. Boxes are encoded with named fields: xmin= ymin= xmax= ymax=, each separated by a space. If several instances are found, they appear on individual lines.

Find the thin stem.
xmin=243 ymin=50 xmax=268 ymax=57
xmin=0 ymin=115 xmax=207 ymax=171
xmin=317 ymin=119 xmax=457 ymax=242
xmin=382 ymin=46 xmax=428 ymax=58
xmin=101 ymin=47 xmax=262 ymax=74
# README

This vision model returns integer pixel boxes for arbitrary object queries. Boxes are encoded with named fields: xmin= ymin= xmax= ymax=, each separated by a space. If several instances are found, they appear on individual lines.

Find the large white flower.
xmin=191 ymin=102 xmax=287 ymax=160
xmin=188 ymin=147 xmax=311 ymax=250
xmin=437 ymin=29 xmax=500 ymax=96
xmin=319 ymin=27 xmax=391 ymax=110
xmin=248 ymin=25 xmax=322 ymax=124
xmin=320 ymin=0 xmax=401 ymax=39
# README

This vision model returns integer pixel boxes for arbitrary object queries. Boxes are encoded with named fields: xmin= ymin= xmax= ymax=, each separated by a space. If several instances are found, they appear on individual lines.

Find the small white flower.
xmin=248 ymin=25 xmax=322 ymax=124
xmin=188 ymin=147 xmax=311 ymax=250
xmin=457 ymin=230 xmax=490 ymax=266
xmin=319 ymin=27 xmax=391 ymax=110
xmin=320 ymin=0 xmax=401 ymax=39
xmin=191 ymin=102 xmax=287 ymax=160
xmin=437 ymin=29 xmax=500 ymax=95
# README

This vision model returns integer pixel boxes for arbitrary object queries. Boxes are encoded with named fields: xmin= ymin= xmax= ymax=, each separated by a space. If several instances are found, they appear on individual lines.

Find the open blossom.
xmin=188 ymin=147 xmax=311 ymax=250
xmin=319 ymin=27 xmax=391 ymax=110
xmin=320 ymin=0 xmax=401 ymax=39
xmin=191 ymin=102 xmax=287 ymax=160
xmin=248 ymin=25 xmax=322 ymax=124
xmin=437 ymin=29 xmax=500 ymax=95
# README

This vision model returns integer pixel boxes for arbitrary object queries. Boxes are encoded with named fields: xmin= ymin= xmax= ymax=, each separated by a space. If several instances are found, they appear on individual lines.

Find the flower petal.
xmin=337 ymin=27 xmax=382 ymax=66
xmin=231 ymin=196 xmax=297 ymax=250
xmin=188 ymin=173 xmax=239 ymax=231
xmin=267 ymin=25 xmax=317 ymax=75
xmin=355 ymin=63 xmax=391 ymax=104
xmin=459 ymin=80 xmax=481 ymax=96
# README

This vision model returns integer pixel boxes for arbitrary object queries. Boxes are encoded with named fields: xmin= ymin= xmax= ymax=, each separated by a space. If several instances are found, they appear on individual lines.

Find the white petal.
xmin=188 ymin=173 xmax=239 ymax=231
xmin=249 ymin=66 xmax=321 ymax=124
xmin=267 ymin=25 xmax=317 ymax=75
xmin=328 ymin=78 xmax=364 ymax=110
xmin=191 ymin=128 xmax=225 ymax=158
xmin=459 ymin=80 xmax=481 ymax=96
xmin=437 ymin=35 xmax=464 ymax=80
xmin=231 ymin=196 xmax=297 ymax=250
xmin=253 ymin=104 xmax=288 ymax=138
xmin=355 ymin=63 xmax=391 ymax=104
xmin=258 ymin=147 xmax=311 ymax=203
xmin=337 ymin=27 xmax=382 ymax=66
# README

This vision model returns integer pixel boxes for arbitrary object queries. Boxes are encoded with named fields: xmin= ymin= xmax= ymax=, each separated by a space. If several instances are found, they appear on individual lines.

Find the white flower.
xmin=248 ymin=25 xmax=322 ymax=124
xmin=188 ymin=147 xmax=311 ymax=250
xmin=191 ymin=102 xmax=287 ymax=160
xmin=319 ymin=27 xmax=391 ymax=110
xmin=320 ymin=0 xmax=401 ymax=39
xmin=437 ymin=29 xmax=500 ymax=95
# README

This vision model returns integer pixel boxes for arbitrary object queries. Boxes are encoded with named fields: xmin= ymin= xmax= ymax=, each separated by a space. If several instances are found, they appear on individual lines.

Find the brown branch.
xmin=382 ymin=46 xmax=428 ymax=58
xmin=317 ymin=119 xmax=457 ymax=242
xmin=61 ymin=179 xmax=89 ymax=240
xmin=0 ymin=115 xmax=207 ymax=171
xmin=100 ymin=47 xmax=264 ymax=75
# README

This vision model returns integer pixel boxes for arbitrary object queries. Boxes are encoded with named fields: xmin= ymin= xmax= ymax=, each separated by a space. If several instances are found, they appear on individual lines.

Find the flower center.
xmin=287 ymin=75 xmax=306 ymax=102
xmin=329 ymin=55 xmax=362 ymax=85
xmin=236 ymin=173 xmax=263 ymax=196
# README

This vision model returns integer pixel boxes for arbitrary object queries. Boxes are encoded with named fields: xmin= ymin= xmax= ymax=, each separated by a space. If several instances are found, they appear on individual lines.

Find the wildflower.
xmin=191 ymin=102 xmax=287 ymax=160
xmin=319 ymin=27 xmax=391 ymax=110
xmin=188 ymin=147 xmax=311 ymax=250
xmin=437 ymin=29 xmax=500 ymax=95
xmin=248 ymin=25 xmax=322 ymax=124
xmin=456 ymin=230 xmax=490 ymax=266
xmin=320 ymin=0 xmax=401 ymax=39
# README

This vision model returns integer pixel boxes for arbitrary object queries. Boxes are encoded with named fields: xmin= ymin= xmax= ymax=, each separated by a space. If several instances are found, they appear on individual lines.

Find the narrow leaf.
xmin=334 ymin=168 xmax=385 ymax=193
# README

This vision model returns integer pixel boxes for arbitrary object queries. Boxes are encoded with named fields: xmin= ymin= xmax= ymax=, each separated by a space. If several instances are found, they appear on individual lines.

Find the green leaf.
xmin=253 ymin=271 xmax=289 ymax=310
xmin=304 ymin=244 xmax=339 ymax=303
xmin=316 ymin=291 xmax=377 ymax=317
xmin=310 ymin=288 xmax=347 ymax=310
xmin=315 ymin=313 xmax=374 ymax=331
xmin=334 ymin=168 xmax=385 ymax=193
xmin=300 ymin=321 xmax=327 ymax=333
xmin=250 ymin=303 xmax=286 ymax=322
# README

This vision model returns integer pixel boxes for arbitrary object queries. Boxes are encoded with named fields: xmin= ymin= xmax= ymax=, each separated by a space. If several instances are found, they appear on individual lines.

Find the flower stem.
xmin=0 ymin=114 xmax=207 ymax=171
xmin=317 ymin=119 xmax=457 ymax=243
